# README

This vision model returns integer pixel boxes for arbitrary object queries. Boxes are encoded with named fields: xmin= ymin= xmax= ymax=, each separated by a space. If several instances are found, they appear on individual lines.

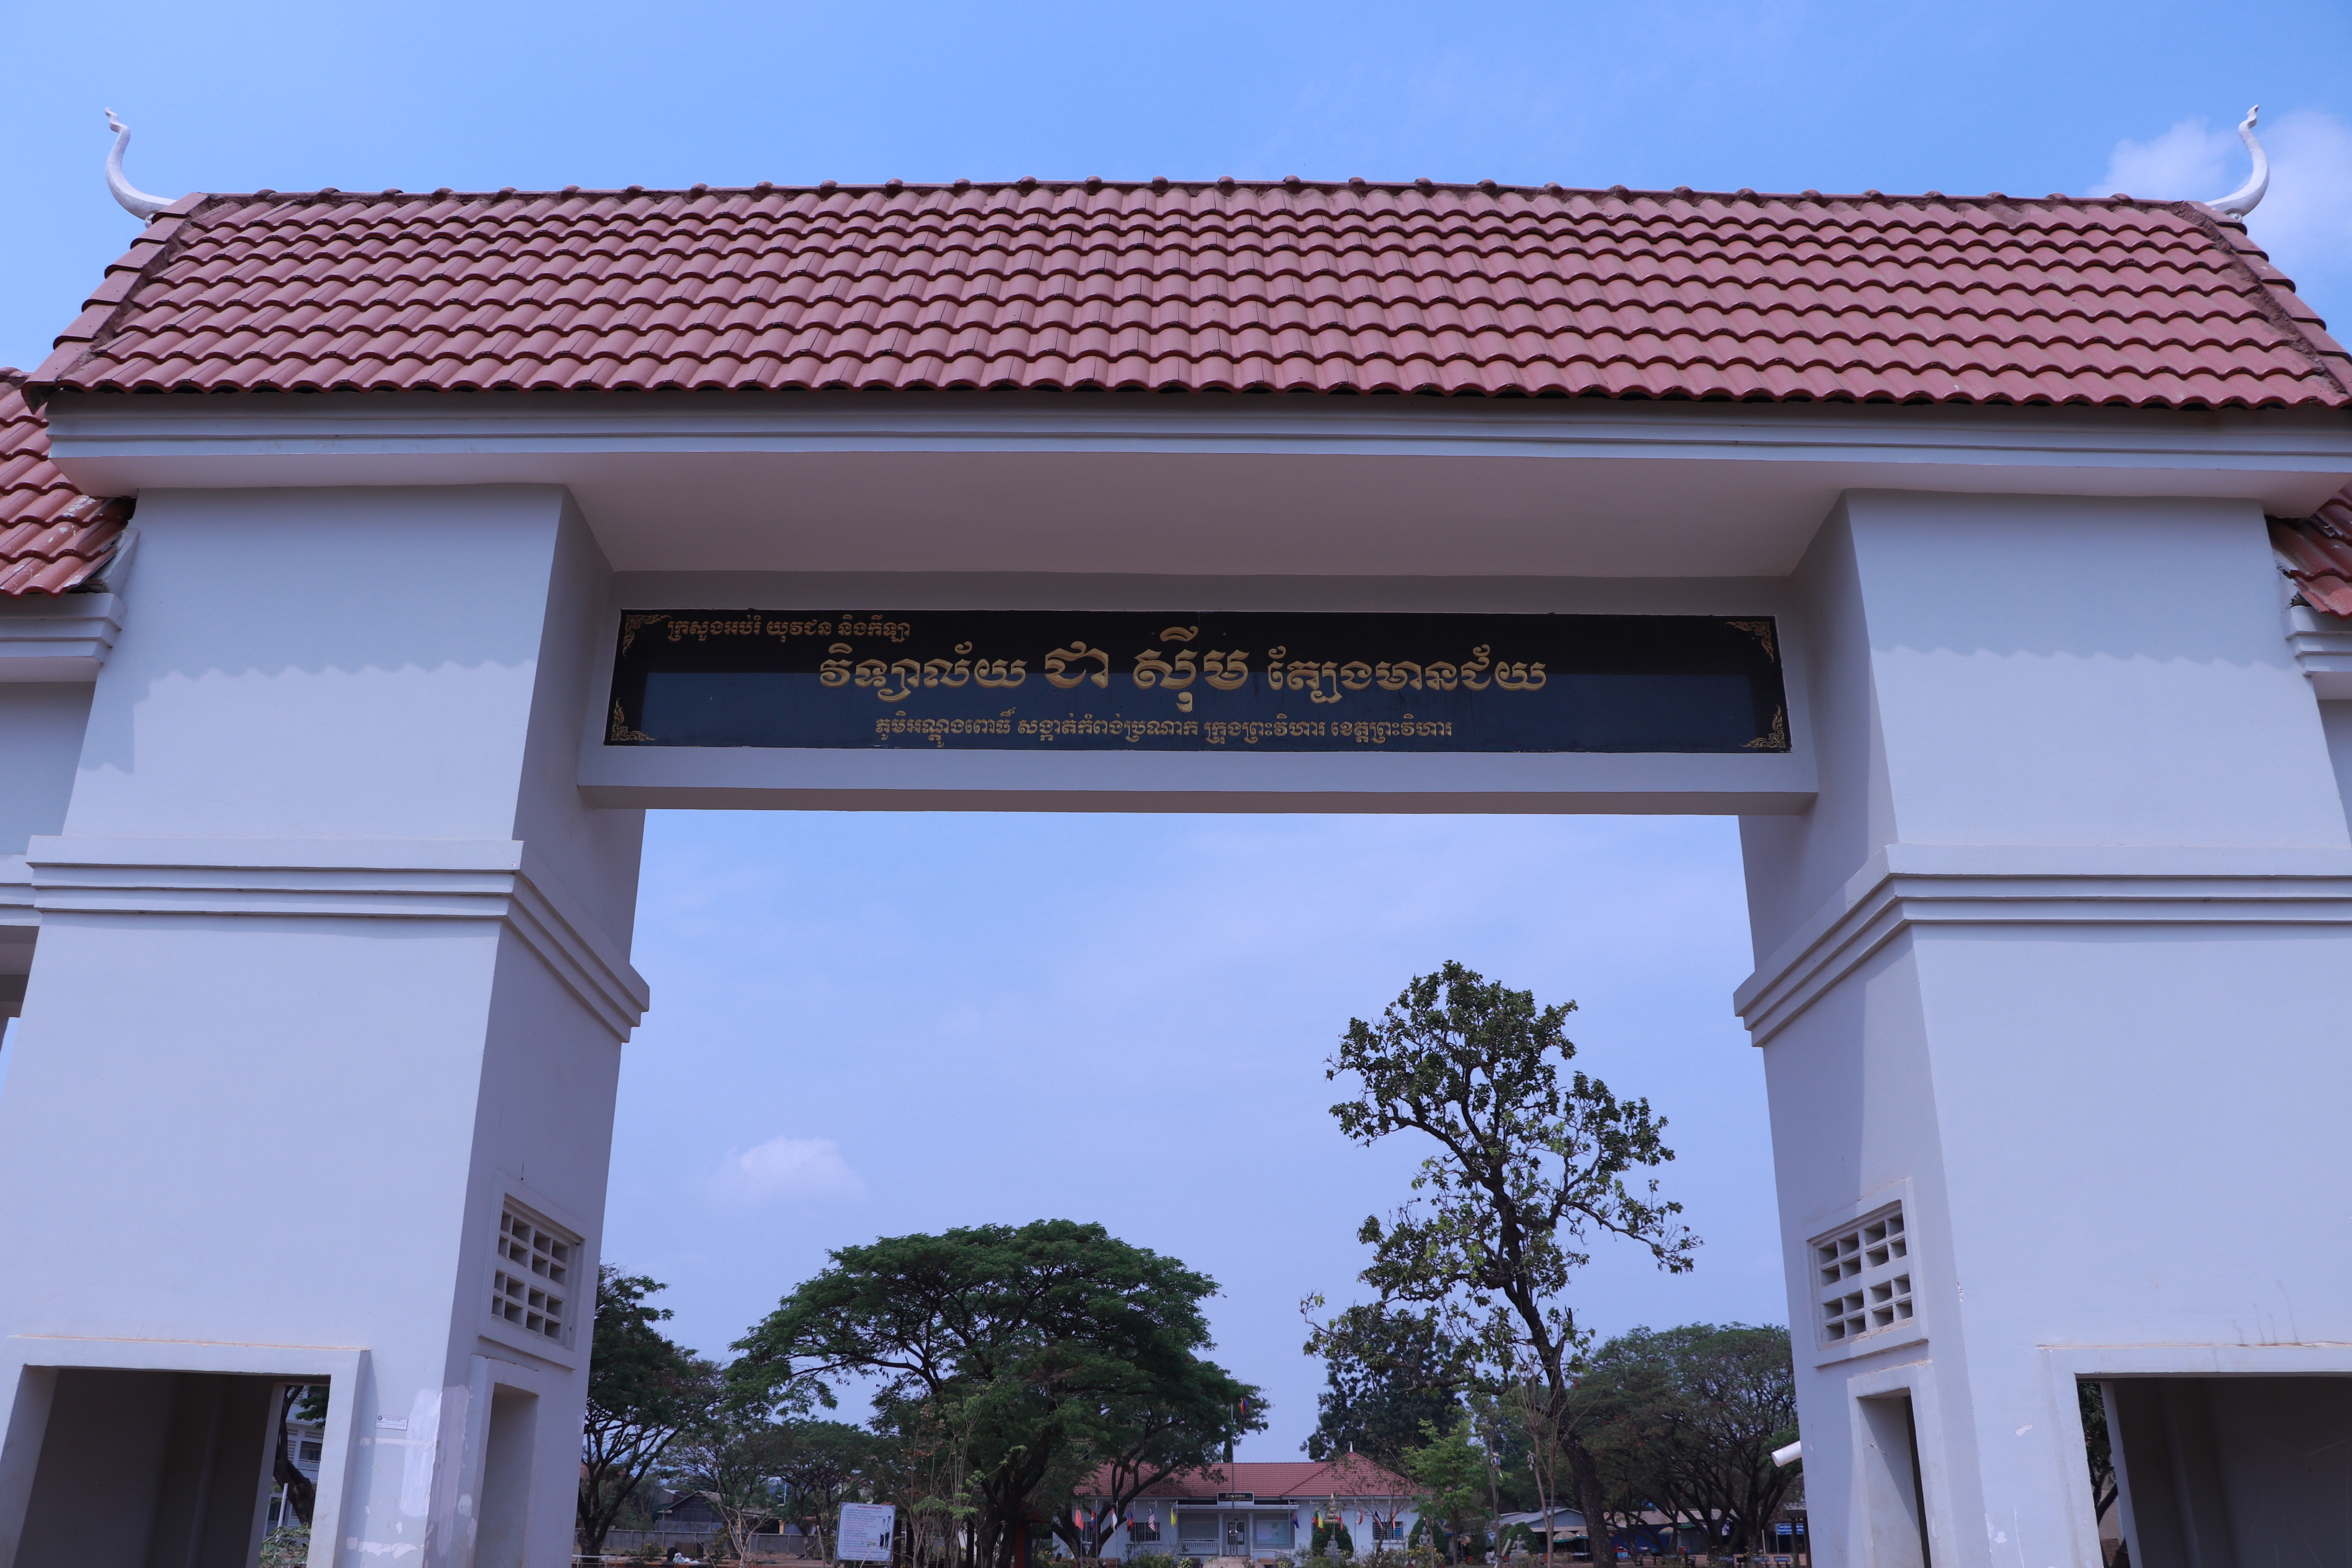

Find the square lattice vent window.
xmin=1813 ymin=1203 xmax=1914 ymax=1347
xmin=491 ymin=1202 xmax=576 ymax=1347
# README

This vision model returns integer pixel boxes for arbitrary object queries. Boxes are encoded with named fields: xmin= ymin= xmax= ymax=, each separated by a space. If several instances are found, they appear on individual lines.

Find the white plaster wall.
xmin=0 ymin=684 xmax=89 ymax=860
xmin=1743 ymin=490 xmax=2352 ymax=1568
xmin=1847 ymin=492 xmax=2347 ymax=853
xmin=3 ymin=914 xmax=503 ymax=1340
xmin=463 ymin=920 xmax=627 ymax=1555
xmin=66 ymin=488 xmax=567 ymax=844
xmin=1743 ymin=492 xmax=2349 ymax=957
xmin=1739 ymin=501 xmax=1898 ymax=952
xmin=516 ymin=497 xmax=646 ymax=935
xmin=1912 ymin=924 xmax=2352 ymax=1566
xmin=0 ymin=683 xmax=87 ymax=1015
xmin=2316 ymin=699 xmax=2352 ymax=838
xmin=1757 ymin=935 xmax=1957 ymax=1568
xmin=0 ymin=485 xmax=643 ymax=1568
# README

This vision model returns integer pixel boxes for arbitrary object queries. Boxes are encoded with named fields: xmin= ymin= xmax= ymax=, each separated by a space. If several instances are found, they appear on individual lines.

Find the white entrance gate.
xmin=2 ymin=175 xmax=2350 ymax=1568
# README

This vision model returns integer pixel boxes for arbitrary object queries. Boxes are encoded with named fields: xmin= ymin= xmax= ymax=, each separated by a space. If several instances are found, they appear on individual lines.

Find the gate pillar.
xmin=0 ymin=485 xmax=646 ymax=1568
xmin=1739 ymin=492 xmax=2352 ymax=1568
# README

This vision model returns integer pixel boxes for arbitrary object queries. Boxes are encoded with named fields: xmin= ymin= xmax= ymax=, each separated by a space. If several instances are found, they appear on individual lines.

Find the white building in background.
xmin=2 ymin=132 xmax=2351 ymax=1568
xmin=1077 ymin=1458 xmax=1418 ymax=1563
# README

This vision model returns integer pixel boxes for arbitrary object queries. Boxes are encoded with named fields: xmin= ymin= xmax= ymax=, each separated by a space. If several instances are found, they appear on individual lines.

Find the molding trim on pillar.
xmin=0 ymin=857 xmax=29 ymax=929
xmin=2287 ymin=603 xmax=2352 ymax=698
xmin=23 ymin=837 xmax=649 ymax=1041
xmin=0 ymin=593 xmax=121 ymax=682
xmin=1735 ymin=843 xmax=2352 ymax=1046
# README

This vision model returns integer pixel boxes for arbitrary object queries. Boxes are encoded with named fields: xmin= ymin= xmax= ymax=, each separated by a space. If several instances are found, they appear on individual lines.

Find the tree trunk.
xmin=1561 ymin=1434 xmax=1609 ymax=1566
xmin=272 ymin=1388 xmax=316 ymax=1526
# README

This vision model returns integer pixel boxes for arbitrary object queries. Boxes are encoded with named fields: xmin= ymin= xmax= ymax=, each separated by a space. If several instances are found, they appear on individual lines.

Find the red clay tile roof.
xmin=2272 ymin=483 xmax=2352 ymax=617
xmin=0 ymin=370 xmax=129 ymax=597
xmin=29 ymin=180 xmax=2352 ymax=408
xmin=1080 ymin=1457 xmax=1413 ymax=1500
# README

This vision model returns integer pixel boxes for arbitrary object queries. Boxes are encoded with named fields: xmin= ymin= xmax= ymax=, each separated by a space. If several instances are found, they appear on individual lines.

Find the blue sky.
xmin=5 ymin=0 xmax=2350 ymax=1457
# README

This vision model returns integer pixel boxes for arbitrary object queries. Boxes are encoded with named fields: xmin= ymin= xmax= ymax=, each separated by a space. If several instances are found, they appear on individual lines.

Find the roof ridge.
xmin=2171 ymin=201 xmax=2352 ymax=402
xmin=156 ymin=179 xmax=2252 ymax=212
xmin=27 ymin=195 xmax=223 ymax=404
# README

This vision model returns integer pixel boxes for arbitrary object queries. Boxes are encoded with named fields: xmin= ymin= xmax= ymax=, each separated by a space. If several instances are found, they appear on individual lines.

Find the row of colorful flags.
xmin=1072 ymin=1505 xmax=1138 ymax=1539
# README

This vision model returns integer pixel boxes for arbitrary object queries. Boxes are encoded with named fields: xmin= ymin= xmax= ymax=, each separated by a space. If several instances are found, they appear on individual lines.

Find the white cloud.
xmin=715 ymin=1136 xmax=867 ymax=1203
xmin=2091 ymin=109 xmax=2352 ymax=334
xmin=2247 ymin=113 xmax=2352 ymax=321
xmin=2091 ymin=117 xmax=2235 ymax=203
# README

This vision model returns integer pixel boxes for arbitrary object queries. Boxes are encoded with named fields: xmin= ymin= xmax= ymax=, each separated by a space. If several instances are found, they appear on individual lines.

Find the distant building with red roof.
xmin=1074 ymin=1456 xmax=1417 ymax=1562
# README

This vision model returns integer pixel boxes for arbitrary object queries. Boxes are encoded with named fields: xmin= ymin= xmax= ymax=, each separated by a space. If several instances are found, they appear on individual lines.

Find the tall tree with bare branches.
xmin=1308 ymin=962 xmax=1696 ymax=1549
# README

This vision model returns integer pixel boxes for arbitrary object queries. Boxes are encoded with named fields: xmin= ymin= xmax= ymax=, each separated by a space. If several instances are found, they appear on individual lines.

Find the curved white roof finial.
xmin=2209 ymin=104 xmax=2268 ymax=217
xmin=103 ymin=108 xmax=176 ymax=221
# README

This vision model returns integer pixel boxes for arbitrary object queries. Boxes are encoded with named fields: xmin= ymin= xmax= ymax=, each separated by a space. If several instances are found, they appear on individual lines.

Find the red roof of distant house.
xmin=28 ymin=180 xmax=2352 ymax=408
xmin=0 ymin=371 xmax=128 ymax=597
xmin=1080 ymin=1457 xmax=1412 ymax=1500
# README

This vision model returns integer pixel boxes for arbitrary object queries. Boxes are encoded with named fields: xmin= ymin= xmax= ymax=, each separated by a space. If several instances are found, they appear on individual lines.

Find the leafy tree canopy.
xmin=1577 ymin=1323 xmax=1798 ymax=1554
xmin=578 ymin=1267 xmax=722 ymax=1555
xmin=733 ymin=1219 xmax=1261 ymax=1568
xmin=1303 ymin=1304 xmax=1465 ymax=1474
xmin=1402 ymin=1413 xmax=1491 ymax=1538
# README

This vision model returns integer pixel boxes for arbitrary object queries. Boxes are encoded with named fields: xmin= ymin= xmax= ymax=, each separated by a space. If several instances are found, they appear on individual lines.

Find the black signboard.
xmin=605 ymin=610 xmax=1787 ymax=754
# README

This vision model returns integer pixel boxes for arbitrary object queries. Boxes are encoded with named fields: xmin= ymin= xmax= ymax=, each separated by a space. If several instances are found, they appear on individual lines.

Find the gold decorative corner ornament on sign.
xmin=1727 ymin=619 xmax=1777 ymax=662
xmin=608 ymin=701 xmax=653 ymax=744
xmin=619 ymin=613 xmax=670 ymax=657
xmin=1743 ymin=707 xmax=1790 ymax=750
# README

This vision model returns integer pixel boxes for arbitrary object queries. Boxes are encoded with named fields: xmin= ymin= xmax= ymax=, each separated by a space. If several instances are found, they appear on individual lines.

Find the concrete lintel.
xmin=44 ymin=394 xmax=2352 ymax=582
xmin=43 ymin=389 xmax=2352 ymax=472
xmin=575 ymin=741 xmax=1819 ymax=817
xmin=2041 ymin=1344 xmax=2352 ymax=1378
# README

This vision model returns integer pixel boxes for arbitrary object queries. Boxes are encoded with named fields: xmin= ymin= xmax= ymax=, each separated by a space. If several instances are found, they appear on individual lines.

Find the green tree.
xmin=1309 ymin=962 xmax=1695 ymax=1550
xmin=1495 ymin=1375 xmax=1573 ymax=1566
xmin=1577 ymin=1325 xmax=1798 ymax=1554
xmin=871 ymin=1392 xmax=987 ymax=1568
xmin=772 ymin=1419 xmax=888 ymax=1557
xmin=1303 ymin=1305 xmax=1465 ymax=1475
xmin=732 ymin=1220 xmax=1262 ymax=1568
xmin=668 ymin=1406 xmax=795 ymax=1564
xmin=578 ymin=1267 xmax=723 ymax=1555
xmin=1402 ymin=1414 xmax=1492 ymax=1563
xmin=1047 ymin=1364 xmax=1261 ymax=1559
